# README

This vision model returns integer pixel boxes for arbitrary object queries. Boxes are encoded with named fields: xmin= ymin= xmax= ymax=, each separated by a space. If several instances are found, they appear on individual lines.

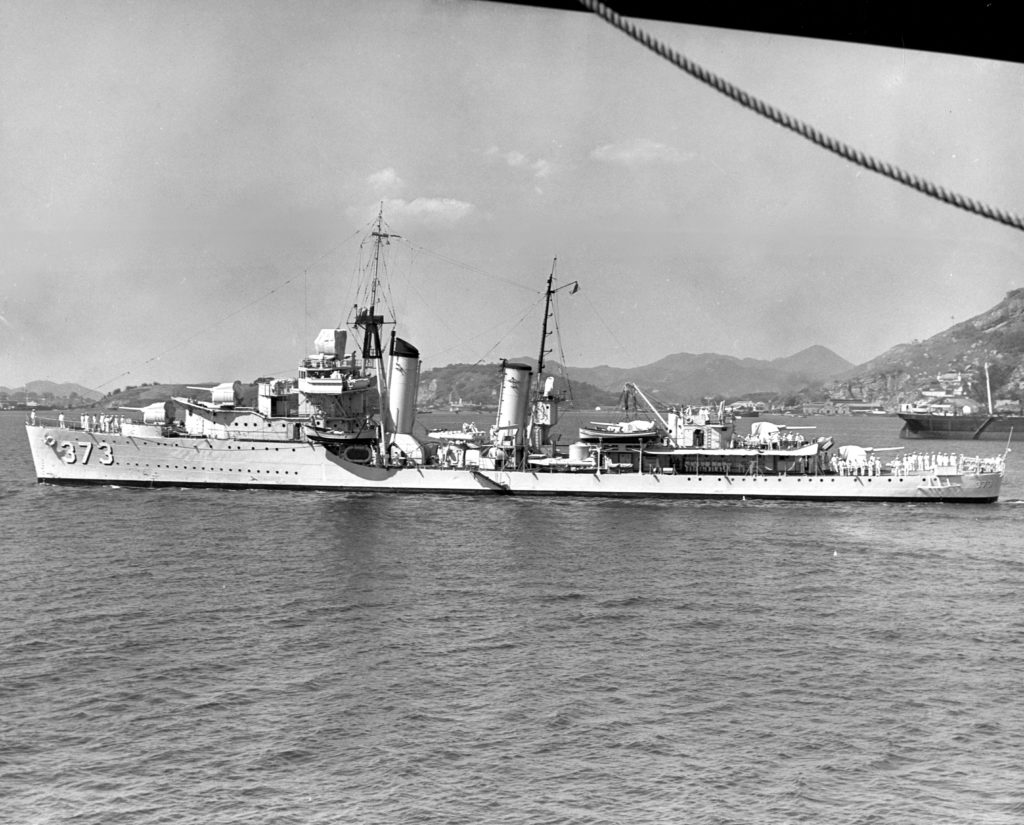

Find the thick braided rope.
xmin=579 ymin=0 xmax=1024 ymax=233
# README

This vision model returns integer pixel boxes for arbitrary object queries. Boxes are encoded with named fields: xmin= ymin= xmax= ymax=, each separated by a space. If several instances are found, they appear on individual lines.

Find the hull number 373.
xmin=44 ymin=436 xmax=114 ymax=466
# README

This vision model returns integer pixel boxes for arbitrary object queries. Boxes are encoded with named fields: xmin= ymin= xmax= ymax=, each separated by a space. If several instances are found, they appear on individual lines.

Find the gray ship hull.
xmin=26 ymin=424 xmax=1002 ymax=502
xmin=898 ymin=412 xmax=1024 ymax=441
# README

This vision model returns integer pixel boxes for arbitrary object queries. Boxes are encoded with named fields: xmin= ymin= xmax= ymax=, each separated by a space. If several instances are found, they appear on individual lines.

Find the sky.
xmin=3 ymin=0 xmax=1024 ymax=392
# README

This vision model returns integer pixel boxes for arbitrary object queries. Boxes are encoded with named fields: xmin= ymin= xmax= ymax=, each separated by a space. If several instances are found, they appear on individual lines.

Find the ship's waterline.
xmin=25 ymin=423 xmax=1002 ymax=502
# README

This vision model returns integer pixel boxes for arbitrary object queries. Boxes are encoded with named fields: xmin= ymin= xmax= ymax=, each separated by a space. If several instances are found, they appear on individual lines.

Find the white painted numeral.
xmin=59 ymin=440 xmax=114 ymax=466
xmin=78 ymin=442 xmax=93 ymax=465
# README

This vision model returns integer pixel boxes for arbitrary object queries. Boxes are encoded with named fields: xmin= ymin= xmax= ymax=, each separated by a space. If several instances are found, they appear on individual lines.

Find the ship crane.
xmin=622 ymin=382 xmax=672 ymax=433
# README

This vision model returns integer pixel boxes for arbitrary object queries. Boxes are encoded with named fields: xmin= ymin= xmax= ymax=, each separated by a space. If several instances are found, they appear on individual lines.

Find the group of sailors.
xmin=81 ymin=413 xmax=131 ymax=433
xmin=39 ymin=410 xmax=130 ymax=433
xmin=896 ymin=452 xmax=1005 ymax=475
xmin=887 ymin=451 xmax=962 ymax=475
xmin=829 ymin=450 xmax=1005 ymax=476
xmin=826 ymin=449 xmax=1005 ymax=477
xmin=829 ymin=454 xmax=884 ymax=476
xmin=740 ymin=432 xmax=807 ymax=450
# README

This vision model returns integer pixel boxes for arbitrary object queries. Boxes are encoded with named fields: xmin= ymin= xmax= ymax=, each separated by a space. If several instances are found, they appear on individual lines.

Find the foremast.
xmin=352 ymin=206 xmax=398 ymax=454
xmin=291 ymin=207 xmax=424 ymax=465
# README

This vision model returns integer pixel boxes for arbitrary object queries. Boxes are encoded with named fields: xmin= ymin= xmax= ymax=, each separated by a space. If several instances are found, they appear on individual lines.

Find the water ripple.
xmin=4 ymin=412 xmax=1024 ymax=823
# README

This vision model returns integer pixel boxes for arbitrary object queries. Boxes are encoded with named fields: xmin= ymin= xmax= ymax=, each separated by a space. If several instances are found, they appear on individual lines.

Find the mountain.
xmin=3 ymin=382 xmax=239 ymax=411
xmin=416 ymin=345 xmax=852 ymax=408
xmin=770 ymin=345 xmax=853 ymax=380
xmin=825 ymin=288 xmax=1024 ymax=407
xmin=96 ymin=383 xmax=221 ymax=409
xmin=0 ymin=381 xmax=103 ymax=401
xmin=3 ymin=340 xmax=860 ymax=413
xmin=567 ymin=346 xmax=853 ymax=402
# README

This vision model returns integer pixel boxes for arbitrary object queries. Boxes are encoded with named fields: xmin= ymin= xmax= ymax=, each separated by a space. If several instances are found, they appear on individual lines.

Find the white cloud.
xmin=486 ymin=146 xmax=553 ymax=180
xmin=532 ymin=159 xmax=552 ymax=179
xmin=367 ymin=167 xmax=404 ymax=192
xmin=590 ymin=138 xmax=690 ymax=166
xmin=378 ymin=197 xmax=475 ymax=224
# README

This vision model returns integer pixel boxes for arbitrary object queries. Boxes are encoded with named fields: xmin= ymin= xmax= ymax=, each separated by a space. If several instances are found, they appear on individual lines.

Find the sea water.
xmin=2 ymin=409 xmax=1024 ymax=824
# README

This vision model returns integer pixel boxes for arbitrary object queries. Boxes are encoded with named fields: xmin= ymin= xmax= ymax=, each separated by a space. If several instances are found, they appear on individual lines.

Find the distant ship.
xmin=898 ymin=409 xmax=1024 ymax=441
xmin=897 ymin=367 xmax=1024 ymax=441
xmin=25 ymin=211 xmax=1006 ymax=502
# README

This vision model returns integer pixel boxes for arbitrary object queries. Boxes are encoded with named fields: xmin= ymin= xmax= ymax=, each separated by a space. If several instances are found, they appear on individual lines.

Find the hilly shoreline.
xmin=825 ymin=288 xmax=1024 ymax=412
xmin=6 ymin=290 xmax=1023 ymax=413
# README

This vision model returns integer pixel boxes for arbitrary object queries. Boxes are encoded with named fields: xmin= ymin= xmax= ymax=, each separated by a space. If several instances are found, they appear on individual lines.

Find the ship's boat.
xmin=578 ymin=419 xmax=660 ymax=444
xmin=426 ymin=423 xmax=486 ymax=444
xmin=302 ymin=423 xmax=376 ymax=444
xmin=24 ymin=210 xmax=1007 ymax=502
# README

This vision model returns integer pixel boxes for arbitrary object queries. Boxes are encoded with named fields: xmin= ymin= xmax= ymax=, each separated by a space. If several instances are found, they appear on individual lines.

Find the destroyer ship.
xmin=26 ymin=212 xmax=1006 ymax=502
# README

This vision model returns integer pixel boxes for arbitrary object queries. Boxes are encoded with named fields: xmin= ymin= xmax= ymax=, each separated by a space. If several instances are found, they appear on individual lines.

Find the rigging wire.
xmin=352 ymin=215 xmax=400 ymax=322
xmin=90 ymin=212 xmax=555 ymax=393
xmin=93 ymin=226 xmax=366 ymax=392
xmin=367 ymin=234 xmax=550 ymax=364
xmin=468 ymin=292 xmax=548 ymax=366
xmin=392 ymin=239 xmax=503 ymax=360
xmin=388 ymin=235 xmax=557 ymax=366
xmin=403 ymin=242 xmax=538 ymax=293
xmin=549 ymin=292 xmax=575 ymax=404
xmin=577 ymin=289 xmax=643 ymax=368
xmin=579 ymin=0 xmax=1024 ymax=233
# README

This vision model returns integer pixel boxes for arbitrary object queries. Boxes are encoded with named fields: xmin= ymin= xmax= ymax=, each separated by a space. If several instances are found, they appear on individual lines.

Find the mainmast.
xmin=525 ymin=260 xmax=578 ymax=454
xmin=535 ymin=258 xmax=557 ymax=396
xmin=533 ymin=258 xmax=579 ymax=396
